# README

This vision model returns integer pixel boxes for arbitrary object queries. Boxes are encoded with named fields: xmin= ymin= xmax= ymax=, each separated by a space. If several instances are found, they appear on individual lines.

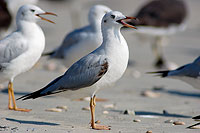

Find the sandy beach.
xmin=0 ymin=0 xmax=200 ymax=132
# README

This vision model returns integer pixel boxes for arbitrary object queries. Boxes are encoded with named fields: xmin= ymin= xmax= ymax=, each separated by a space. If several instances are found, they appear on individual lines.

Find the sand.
xmin=0 ymin=0 xmax=200 ymax=132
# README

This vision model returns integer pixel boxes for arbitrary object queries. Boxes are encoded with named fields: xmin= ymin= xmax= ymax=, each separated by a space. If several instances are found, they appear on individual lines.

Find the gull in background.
xmin=148 ymin=56 xmax=200 ymax=89
xmin=0 ymin=4 xmax=56 ymax=112
xmin=43 ymin=5 xmax=112 ymax=68
xmin=150 ymin=56 xmax=200 ymax=129
xmin=124 ymin=0 xmax=187 ymax=69
xmin=0 ymin=0 xmax=12 ymax=39
xmin=18 ymin=11 xmax=137 ymax=130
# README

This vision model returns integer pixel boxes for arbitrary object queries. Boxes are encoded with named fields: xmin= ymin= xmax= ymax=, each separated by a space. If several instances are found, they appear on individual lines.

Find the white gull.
xmin=0 ymin=4 xmax=56 ymax=112
xmin=18 ymin=11 xmax=136 ymax=130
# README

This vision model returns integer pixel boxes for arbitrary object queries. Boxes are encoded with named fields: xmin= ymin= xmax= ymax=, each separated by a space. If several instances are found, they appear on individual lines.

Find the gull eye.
xmin=111 ymin=15 xmax=115 ymax=19
xmin=30 ymin=9 xmax=35 ymax=12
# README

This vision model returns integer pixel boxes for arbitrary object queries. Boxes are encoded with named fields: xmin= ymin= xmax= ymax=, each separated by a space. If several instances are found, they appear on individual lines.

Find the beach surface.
xmin=0 ymin=0 xmax=200 ymax=132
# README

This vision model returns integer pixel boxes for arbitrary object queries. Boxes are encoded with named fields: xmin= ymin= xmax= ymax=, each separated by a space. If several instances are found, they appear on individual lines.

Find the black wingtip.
xmin=146 ymin=70 xmax=169 ymax=77
xmin=17 ymin=75 xmax=64 ymax=101
xmin=16 ymin=89 xmax=43 ymax=101
xmin=192 ymin=115 xmax=200 ymax=120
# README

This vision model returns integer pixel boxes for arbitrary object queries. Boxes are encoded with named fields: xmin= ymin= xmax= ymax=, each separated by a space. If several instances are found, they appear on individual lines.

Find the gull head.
xmin=88 ymin=5 xmax=112 ymax=25
xmin=16 ymin=4 xmax=57 ymax=24
xmin=102 ymin=11 xmax=137 ymax=29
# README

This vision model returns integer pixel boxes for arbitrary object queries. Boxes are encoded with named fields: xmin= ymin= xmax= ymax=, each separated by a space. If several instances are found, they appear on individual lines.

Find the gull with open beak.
xmin=18 ymin=11 xmax=136 ymax=130
xmin=0 ymin=4 xmax=56 ymax=112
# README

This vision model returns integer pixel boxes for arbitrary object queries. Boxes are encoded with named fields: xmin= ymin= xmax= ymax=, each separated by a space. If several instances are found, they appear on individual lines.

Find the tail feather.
xmin=147 ymin=70 xmax=170 ymax=77
xmin=193 ymin=115 xmax=200 ymax=120
xmin=16 ymin=88 xmax=48 ymax=101
xmin=17 ymin=75 xmax=63 ymax=101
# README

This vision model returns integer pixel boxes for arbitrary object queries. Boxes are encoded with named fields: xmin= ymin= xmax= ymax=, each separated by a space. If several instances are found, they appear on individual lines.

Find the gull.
xmin=43 ymin=5 xmax=112 ymax=68
xmin=0 ymin=0 xmax=38 ymax=39
xmin=0 ymin=4 xmax=56 ymax=112
xmin=18 ymin=11 xmax=136 ymax=130
xmin=124 ymin=0 xmax=187 ymax=68
xmin=148 ymin=56 xmax=200 ymax=89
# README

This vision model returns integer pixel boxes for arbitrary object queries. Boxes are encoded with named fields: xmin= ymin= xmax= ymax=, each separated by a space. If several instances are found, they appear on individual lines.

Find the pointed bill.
xmin=36 ymin=12 xmax=57 ymax=24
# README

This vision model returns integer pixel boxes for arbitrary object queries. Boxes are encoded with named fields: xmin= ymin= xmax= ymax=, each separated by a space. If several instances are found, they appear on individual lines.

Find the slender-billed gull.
xmin=148 ymin=56 xmax=200 ymax=89
xmin=0 ymin=4 xmax=56 ymax=112
xmin=18 ymin=11 xmax=136 ymax=130
xmin=43 ymin=5 xmax=111 ymax=68
xmin=124 ymin=0 xmax=187 ymax=68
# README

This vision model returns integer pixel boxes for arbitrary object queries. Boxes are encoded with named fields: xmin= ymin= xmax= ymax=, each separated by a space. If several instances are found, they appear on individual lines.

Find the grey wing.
xmin=182 ymin=64 xmax=200 ymax=78
xmin=169 ymin=63 xmax=200 ymax=78
xmin=18 ymin=53 xmax=109 ymax=100
xmin=53 ymin=26 xmax=90 ymax=58
xmin=0 ymin=32 xmax=28 ymax=64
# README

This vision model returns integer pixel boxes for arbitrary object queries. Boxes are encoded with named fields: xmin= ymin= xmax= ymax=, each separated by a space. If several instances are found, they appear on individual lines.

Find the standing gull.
xmin=0 ymin=4 xmax=56 ymax=112
xmin=148 ymin=56 xmax=200 ymax=89
xmin=43 ymin=5 xmax=111 ymax=68
xmin=125 ymin=0 xmax=187 ymax=68
xmin=18 ymin=11 xmax=136 ymax=130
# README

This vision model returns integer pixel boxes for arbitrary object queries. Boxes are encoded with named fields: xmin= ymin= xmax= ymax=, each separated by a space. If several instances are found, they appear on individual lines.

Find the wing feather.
xmin=18 ymin=53 xmax=109 ymax=100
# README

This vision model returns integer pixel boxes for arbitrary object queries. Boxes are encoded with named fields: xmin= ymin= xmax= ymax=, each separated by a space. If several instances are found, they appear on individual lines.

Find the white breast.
xmin=94 ymin=34 xmax=129 ymax=91
xmin=5 ymin=23 xmax=45 ymax=81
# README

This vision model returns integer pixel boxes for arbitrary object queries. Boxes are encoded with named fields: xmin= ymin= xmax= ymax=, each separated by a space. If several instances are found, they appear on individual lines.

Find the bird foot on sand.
xmin=91 ymin=124 xmax=111 ymax=130
xmin=9 ymin=107 xmax=32 ymax=112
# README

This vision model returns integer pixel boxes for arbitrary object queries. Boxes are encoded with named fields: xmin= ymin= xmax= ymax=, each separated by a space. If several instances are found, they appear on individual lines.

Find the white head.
xmin=101 ymin=11 xmax=137 ymax=31
xmin=88 ymin=5 xmax=112 ymax=27
xmin=16 ymin=4 xmax=57 ymax=24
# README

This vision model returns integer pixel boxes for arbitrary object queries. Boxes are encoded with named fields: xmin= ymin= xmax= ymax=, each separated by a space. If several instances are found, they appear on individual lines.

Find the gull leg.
xmin=152 ymin=36 xmax=165 ymax=68
xmin=90 ymin=95 xmax=110 ymax=130
xmin=8 ymin=83 xmax=12 ymax=109
xmin=8 ymin=81 xmax=31 ymax=112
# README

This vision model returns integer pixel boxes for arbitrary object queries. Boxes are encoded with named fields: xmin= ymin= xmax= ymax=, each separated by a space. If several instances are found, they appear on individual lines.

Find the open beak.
xmin=36 ymin=12 xmax=57 ymax=24
xmin=117 ymin=16 xmax=137 ymax=29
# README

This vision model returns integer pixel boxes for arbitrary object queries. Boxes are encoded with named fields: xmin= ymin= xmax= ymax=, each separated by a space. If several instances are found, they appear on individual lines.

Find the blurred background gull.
xmin=123 ymin=0 xmax=188 ymax=69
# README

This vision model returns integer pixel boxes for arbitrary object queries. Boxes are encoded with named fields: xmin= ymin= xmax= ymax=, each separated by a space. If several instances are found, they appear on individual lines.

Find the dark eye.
xmin=30 ymin=9 xmax=35 ymax=12
xmin=111 ymin=15 xmax=115 ymax=19
xmin=104 ymin=20 xmax=107 ymax=23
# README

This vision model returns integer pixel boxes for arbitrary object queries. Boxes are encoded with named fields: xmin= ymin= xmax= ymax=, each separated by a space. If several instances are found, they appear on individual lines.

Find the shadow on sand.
xmin=110 ymin=109 xmax=192 ymax=118
xmin=1 ymin=88 xmax=29 ymax=96
xmin=6 ymin=118 xmax=60 ymax=126
xmin=0 ymin=88 xmax=55 ymax=98
xmin=135 ymin=111 xmax=192 ymax=118
xmin=152 ymin=87 xmax=200 ymax=98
